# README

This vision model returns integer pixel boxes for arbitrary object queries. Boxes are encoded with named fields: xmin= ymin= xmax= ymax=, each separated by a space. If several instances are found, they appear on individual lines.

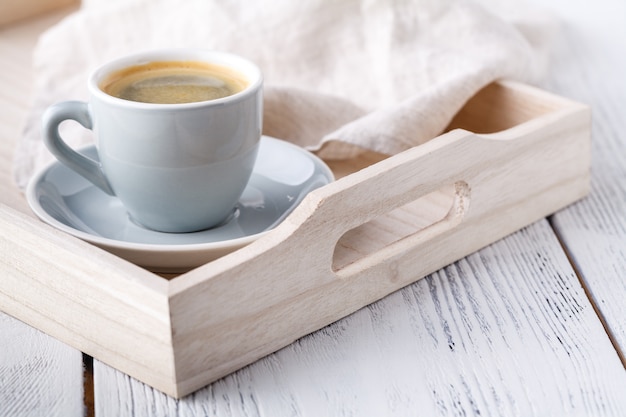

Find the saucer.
xmin=26 ymin=136 xmax=334 ymax=273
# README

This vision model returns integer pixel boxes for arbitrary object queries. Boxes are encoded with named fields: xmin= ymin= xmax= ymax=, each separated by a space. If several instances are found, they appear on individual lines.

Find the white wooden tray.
xmin=0 ymin=80 xmax=591 ymax=398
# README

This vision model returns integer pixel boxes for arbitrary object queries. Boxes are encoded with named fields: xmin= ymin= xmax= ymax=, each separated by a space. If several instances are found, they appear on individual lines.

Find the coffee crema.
xmin=100 ymin=60 xmax=248 ymax=104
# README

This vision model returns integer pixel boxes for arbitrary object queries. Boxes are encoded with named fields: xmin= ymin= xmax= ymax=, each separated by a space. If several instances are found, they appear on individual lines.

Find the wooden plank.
xmin=535 ymin=0 xmax=626 ymax=358
xmin=0 ymin=313 xmax=84 ymax=417
xmin=0 ymin=0 xmax=78 ymax=28
xmin=94 ymin=221 xmax=626 ymax=415
xmin=0 ymin=7 xmax=84 ymax=417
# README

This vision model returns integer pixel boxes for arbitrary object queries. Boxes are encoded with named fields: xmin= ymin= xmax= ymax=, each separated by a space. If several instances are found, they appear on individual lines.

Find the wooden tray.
xmin=0 ymin=80 xmax=591 ymax=398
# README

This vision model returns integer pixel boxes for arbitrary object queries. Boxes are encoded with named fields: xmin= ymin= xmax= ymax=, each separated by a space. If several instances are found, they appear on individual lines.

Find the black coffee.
xmin=101 ymin=60 xmax=248 ymax=104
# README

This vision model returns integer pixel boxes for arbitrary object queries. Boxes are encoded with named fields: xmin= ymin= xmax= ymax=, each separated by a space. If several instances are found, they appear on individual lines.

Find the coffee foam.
xmin=101 ymin=61 xmax=248 ymax=104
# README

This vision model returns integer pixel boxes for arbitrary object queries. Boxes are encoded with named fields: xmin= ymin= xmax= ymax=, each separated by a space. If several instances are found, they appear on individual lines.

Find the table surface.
xmin=1 ymin=1 xmax=625 ymax=416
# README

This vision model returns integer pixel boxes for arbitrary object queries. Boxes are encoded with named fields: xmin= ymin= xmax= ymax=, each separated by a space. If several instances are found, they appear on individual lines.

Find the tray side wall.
xmin=0 ymin=207 xmax=178 ymax=396
xmin=168 ymin=98 xmax=591 ymax=397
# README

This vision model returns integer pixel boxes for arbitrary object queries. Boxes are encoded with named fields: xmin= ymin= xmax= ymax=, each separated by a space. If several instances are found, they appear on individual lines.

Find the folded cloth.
xmin=13 ymin=0 xmax=555 ymax=190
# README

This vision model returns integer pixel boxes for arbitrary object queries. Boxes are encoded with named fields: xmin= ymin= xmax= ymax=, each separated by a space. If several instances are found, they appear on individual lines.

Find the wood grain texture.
xmin=163 ymin=79 xmax=590 ymax=396
xmin=94 ymin=221 xmax=626 ymax=416
xmin=534 ymin=0 xmax=626 ymax=360
xmin=0 ymin=313 xmax=84 ymax=417
xmin=0 ymin=8 xmax=84 ymax=417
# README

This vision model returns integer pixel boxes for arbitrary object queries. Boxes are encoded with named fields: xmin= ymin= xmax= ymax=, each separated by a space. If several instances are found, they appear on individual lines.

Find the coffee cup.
xmin=42 ymin=49 xmax=263 ymax=233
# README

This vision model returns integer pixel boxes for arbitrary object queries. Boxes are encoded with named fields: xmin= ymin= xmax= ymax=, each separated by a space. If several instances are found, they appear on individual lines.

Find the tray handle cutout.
xmin=332 ymin=181 xmax=470 ymax=277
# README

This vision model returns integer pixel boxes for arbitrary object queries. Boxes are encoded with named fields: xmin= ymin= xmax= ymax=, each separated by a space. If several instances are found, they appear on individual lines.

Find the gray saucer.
xmin=26 ymin=136 xmax=334 ymax=272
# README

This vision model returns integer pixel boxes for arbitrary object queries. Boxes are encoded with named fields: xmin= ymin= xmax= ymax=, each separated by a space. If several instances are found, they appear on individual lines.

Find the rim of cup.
xmin=88 ymin=48 xmax=263 ymax=110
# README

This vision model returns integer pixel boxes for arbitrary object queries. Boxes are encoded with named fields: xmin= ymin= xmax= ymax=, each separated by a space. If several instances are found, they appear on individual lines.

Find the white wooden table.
xmin=1 ymin=1 xmax=625 ymax=416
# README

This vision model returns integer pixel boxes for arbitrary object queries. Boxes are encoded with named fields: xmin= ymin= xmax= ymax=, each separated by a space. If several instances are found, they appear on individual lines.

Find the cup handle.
xmin=42 ymin=101 xmax=115 ymax=195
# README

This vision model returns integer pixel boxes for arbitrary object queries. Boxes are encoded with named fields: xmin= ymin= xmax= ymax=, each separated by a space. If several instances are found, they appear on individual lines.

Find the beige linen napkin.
xmin=13 ymin=0 xmax=554 ymax=189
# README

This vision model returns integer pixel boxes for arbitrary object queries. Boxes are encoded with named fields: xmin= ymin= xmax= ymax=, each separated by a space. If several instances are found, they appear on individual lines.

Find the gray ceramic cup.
xmin=42 ymin=49 xmax=263 ymax=233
